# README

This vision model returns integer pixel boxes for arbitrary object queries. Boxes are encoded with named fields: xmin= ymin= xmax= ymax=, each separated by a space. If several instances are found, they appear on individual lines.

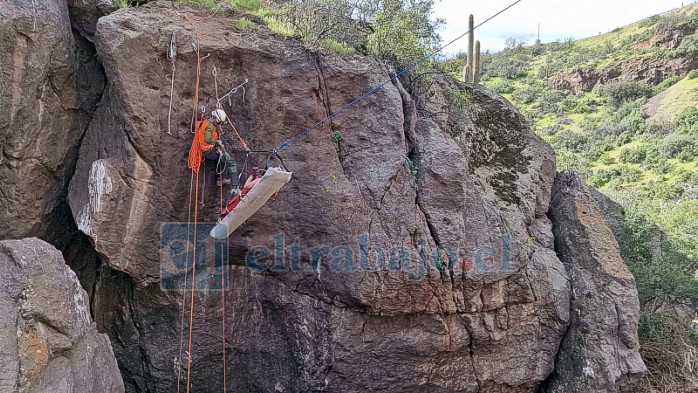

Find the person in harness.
xmin=219 ymin=167 xmax=263 ymax=220
xmin=198 ymin=109 xmax=238 ymax=187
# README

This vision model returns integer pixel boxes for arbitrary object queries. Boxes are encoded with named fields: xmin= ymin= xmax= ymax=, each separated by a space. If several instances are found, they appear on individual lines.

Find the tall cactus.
xmin=466 ymin=14 xmax=474 ymax=83
xmin=474 ymin=40 xmax=481 ymax=84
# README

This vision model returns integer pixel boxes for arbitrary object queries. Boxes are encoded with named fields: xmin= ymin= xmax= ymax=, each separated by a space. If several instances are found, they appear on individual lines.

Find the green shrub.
xmin=488 ymin=79 xmax=514 ymax=94
xmin=539 ymin=89 xmax=567 ymax=114
xmin=280 ymin=0 xmax=363 ymax=49
xmin=645 ymin=181 xmax=683 ymax=200
xmin=619 ymin=146 xmax=648 ymax=164
xmin=175 ymin=0 xmax=225 ymax=12
xmin=561 ymin=94 xmax=593 ymax=114
xmin=323 ymin=39 xmax=355 ymax=54
xmin=675 ymin=34 xmax=698 ymax=57
xmin=555 ymin=151 xmax=591 ymax=177
xmin=406 ymin=156 xmax=419 ymax=181
xmin=235 ymin=17 xmax=255 ymax=30
xmin=645 ymin=118 xmax=675 ymax=136
xmin=639 ymin=313 xmax=698 ymax=345
xmin=511 ymin=85 xmax=540 ymax=104
xmin=585 ymin=138 xmax=614 ymax=161
xmin=656 ymin=75 xmax=680 ymax=91
xmin=595 ymin=81 xmax=655 ymax=107
xmin=593 ymin=165 xmax=642 ymax=188
xmin=365 ymin=0 xmax=442 ymax=67
xmin=331 ymin=130 xmax=343 ymax=143
xmin=228 ymin=0 xmax=261 ymax=11
xmin=659 ymin=134 xmax=698 ymax=161
xmin=599 ymin=152 xmax=616 ymax=165
xmin=481 ymin=54 xmax=528 ymax=80
xmin=687 ymin=69 xmax=698 ymax=80
xmin=550 ymin=129 xmax=589 ymax=151
xmin=674 ymin=107 xmax=698 ymax=135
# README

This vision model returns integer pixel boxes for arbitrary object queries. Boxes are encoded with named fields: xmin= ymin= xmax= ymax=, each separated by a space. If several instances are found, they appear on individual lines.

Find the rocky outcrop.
xmin=64 ymin=2 xmax=577 ymax=391
xmin=637 ymin=25 xmax=696 ymax=50
xmin=0 ymin=0 xmax=104 ymax=240
xmin=551 ymin=56 xmax=697 ymax=93
xmin=549 ymin=66 xmax=598 ymax=94
xmin=0 ymin=238 xmax=124 ymax=393
xmin=596 ymin=56 xmax=698 ymax=86
xmin=544 ymin=171 xmax=647 ymax=392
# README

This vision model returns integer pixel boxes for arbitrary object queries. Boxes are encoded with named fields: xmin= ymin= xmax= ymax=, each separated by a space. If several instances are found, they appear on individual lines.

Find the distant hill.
xmin=454 ymin=3 xmax=698 ymax=197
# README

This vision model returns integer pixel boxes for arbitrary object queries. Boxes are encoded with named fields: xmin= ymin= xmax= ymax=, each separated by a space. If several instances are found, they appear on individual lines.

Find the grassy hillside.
xmin=439 ymin=4 xmax=698 ymax=391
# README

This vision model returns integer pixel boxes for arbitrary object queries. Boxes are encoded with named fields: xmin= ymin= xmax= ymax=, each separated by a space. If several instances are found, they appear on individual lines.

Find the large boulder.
xmin=0 ymin=0 xmax=104 ymax=240
xmin=63 ymin=3 xmax=641 ymax=392
xmin=544 ymin=171 xmax=647 ymax=392
xmin=0 ymin=238 xmax=124 ymax=393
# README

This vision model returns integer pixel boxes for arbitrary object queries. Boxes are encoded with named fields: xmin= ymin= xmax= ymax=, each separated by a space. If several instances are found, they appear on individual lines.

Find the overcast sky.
xmin=433 ymin=0 xmax=693 ymax=54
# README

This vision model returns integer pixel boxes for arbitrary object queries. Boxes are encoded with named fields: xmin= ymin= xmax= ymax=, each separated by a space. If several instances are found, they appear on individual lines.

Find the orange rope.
xmin=185 ymin=171 xmax=200 ymax=393
xmin=222 ymin=108 xmax=249 ymax=151
xmin=177 ymin=170 xmax=195 ymax=393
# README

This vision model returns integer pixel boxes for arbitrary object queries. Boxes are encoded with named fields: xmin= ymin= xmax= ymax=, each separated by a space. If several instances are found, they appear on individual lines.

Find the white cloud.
xmin=433 ymin=0 xmax=692 ymax=53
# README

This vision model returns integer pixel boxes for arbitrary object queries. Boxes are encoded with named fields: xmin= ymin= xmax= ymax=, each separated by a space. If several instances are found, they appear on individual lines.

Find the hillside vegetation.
xmin=443 ymin=4 xmax=698 ymax=392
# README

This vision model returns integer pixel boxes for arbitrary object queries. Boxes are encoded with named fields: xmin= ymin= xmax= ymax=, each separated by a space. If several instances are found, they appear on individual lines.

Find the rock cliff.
xmin=0 ymin=238 xmax=124 ymax=392
xmin=0 ymin=1 xmax=647 ymax=392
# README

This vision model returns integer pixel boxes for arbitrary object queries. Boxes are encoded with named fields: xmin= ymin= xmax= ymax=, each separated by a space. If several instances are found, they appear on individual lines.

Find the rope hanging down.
xmin=274 ymin=0 xmax=523 ymax=152
xmin=167 ymin=32 xmax=177 ymax=135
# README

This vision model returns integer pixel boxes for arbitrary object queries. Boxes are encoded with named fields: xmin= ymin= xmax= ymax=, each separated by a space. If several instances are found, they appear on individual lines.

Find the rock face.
xmin=637 ymin=25 xmax=696 ymax=50
xmin=0 ymin=238 xmax=124 ymax=393
xmin=0 ymin=0 xmax=104 ymax=240
xmin=66 ymin=0 xmax=116 ymax=41
xmin=544 ymin=171 xmax=647 ymax=392
xmin=0 ymin=1 xmax=646 ymax=392
xmin=64 ymin=2 xmax=578 ymax=392
xmin=551 ymin=55 xmax=697 ymax=93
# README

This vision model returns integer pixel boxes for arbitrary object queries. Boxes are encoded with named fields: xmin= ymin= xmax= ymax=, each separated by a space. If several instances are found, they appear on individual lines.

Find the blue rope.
xmin=276 ymin=0 xmax=523 ymax=151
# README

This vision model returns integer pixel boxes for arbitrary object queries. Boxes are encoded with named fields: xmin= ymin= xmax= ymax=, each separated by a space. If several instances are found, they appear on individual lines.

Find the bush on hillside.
xmin=674 ymin=107 xmax=698 ymax=135
xmin=645 ymin=118 xmax=675 ymax=136
xmin=488 ymin=79 xmax=514 ymax=94
xmin=538 ymin=89 xmax=567 ymax=114
xmin=619 ymin=146 xmax=648 ymax=164
xmin=646 ymin=159 xmax=674 ymax=175
xmin=655 ymin=75 xmax=680 ymax=91
xmin=511 ymin=85 xmax=540 ymax=104
xmin=278 ymin=0 xmax=442 ymax=64
xmin=555 ymin=151 xmax=591 ymax=177
xmin=561 ymin=94 xmax=593 ymax=114
xmin=659 ymin=134 xmax=698 ymax=161
xmin=595 ymin=81 xmax=655 ymax=107
xmin=550 ymin=129 xmax=589 ymax=151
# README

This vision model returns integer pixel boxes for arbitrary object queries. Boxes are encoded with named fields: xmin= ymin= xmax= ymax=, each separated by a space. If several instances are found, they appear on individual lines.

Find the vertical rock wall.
xmin=544 ymin=171 xmax=647 ymax=392
xmin=0 ymin=238 xmax=124 ymax=392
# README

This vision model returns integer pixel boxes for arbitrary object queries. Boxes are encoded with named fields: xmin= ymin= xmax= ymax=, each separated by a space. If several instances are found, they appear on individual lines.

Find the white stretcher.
xmin=210 ymin=166 xmax=292 ymax=239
